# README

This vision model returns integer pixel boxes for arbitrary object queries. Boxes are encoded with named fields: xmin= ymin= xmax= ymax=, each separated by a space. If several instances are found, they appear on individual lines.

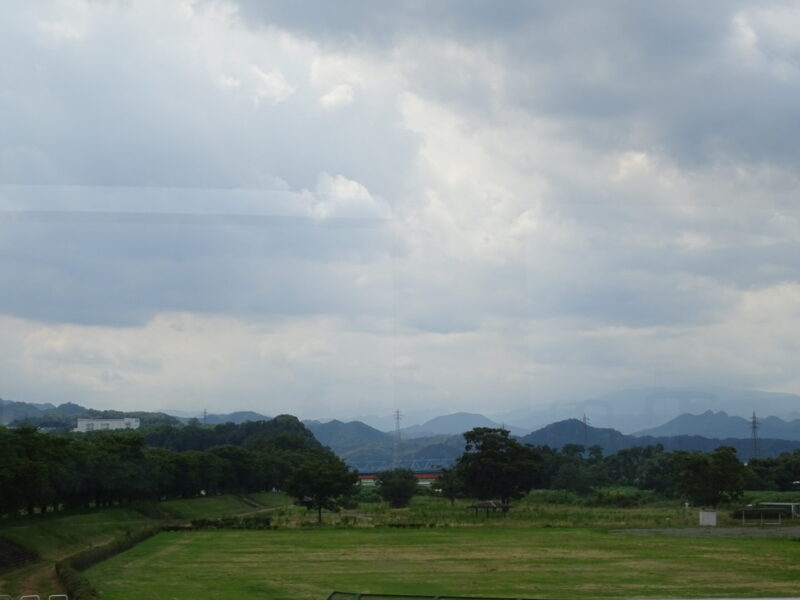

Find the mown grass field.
xmin=0 ymin=493 xmax=283 ymax=596
xmin=4 ymin=491 xmax=800 ymax=599
xmin=85 ymin=526 xmax=800 ymax=600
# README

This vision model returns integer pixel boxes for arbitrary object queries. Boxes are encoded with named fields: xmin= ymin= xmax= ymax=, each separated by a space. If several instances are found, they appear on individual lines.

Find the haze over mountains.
xmin=6 ymin=386 xmax=800 ymax=465
xmin=635 ymin=411 xmax=800 ymax=441
xmin=490 ymin=387 xmax=800 ymax=433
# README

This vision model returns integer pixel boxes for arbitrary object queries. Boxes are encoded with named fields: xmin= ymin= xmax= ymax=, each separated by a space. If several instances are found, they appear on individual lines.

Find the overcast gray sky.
xmin=2 ymin=0 xmax=800 ymax=422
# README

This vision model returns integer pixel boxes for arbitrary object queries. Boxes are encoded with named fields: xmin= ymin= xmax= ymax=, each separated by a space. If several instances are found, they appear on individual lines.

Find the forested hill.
xmin=2 ymin=399 xmax=180 ymax=430
xmin=143 ymin=415 xmax=322 ymax=452
xmin=303 ymin=419 xmax=391 ymax=453
xmin=521 ymin=418 xmax=800 ymax=459
xmin=0 ymin=415 xmax=335 ymax=518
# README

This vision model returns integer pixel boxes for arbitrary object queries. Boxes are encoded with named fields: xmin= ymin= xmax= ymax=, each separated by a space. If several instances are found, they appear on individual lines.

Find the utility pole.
xmin=750 ymin=411 xmax=759 ymax=459
xmin=203 ymin=408 xmax=207 ymax=425
xmin=392 ymin=409 xmax=402 ymax=469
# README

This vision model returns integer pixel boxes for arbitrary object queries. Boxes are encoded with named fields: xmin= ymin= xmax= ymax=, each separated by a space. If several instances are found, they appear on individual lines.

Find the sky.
xmin=2 ymin=0 xmax=800 ymax=423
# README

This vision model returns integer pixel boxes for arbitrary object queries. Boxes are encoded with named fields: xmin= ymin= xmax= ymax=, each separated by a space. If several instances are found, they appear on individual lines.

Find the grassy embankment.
xmin=0 ymin=493 xmax=288 ymax=597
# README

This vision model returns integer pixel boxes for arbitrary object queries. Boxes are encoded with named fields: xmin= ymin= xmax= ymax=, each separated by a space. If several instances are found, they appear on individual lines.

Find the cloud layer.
xmin=2 ymin=0 xmax=800 ymax=420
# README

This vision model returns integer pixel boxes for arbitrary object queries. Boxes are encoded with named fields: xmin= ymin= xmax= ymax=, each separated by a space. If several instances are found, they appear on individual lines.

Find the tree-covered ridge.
xmin=0 ymin=415 xmax=352 ymax=519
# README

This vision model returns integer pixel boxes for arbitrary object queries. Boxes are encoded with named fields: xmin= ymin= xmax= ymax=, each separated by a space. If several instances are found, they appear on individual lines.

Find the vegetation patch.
xmin=84 ymin=526 xmax=800 ymax=600
xmin=187 ymin=514 xmax=273 ymax=530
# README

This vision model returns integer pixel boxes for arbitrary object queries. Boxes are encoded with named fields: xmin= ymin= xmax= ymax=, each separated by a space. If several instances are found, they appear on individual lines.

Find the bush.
xmin=526 ymin=489 xmax=582 ymax=505
xmin=354 ymin=486 xmax=382 ymax=503
xmin=582 ymin=488 xmax=658 ymax=507
xmin=189 ymin=515 xmax=272 ymax=529
xmin=376 ymin=468 xmax=418 ymax=508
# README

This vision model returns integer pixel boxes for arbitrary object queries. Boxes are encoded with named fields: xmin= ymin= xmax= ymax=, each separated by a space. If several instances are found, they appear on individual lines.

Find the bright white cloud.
xmin=320 ymin=83 xmax=354 ymax=109
xmin=251 ymin=65 xmax=295 ymax=105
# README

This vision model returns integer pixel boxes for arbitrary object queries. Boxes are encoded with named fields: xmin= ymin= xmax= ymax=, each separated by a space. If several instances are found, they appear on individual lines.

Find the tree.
xmin=455 ymin=428 xmax=541 ymax=505
xmin=672 ymin=446 xmax=745 ymax=507
xmin=376 ymin=468 xmax=418 ymax=508
xmin=432 ymin=467 xmax=463 ymax=505
xmin=284 ymin=454 xmax=358 ymax=523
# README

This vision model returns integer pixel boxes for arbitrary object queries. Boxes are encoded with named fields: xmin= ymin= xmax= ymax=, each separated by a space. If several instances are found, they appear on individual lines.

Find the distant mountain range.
xmin=400 ymin=412 xmax=528 ymax=438
xmin=492 ymin=386 xmax=800 ymax=433
xmin=635 ymin=410 xmax=800 ymax=441
xmin=520 ymin=418 xmax=800 ymax=460
xmin=0 ymin=398 xmax=57 ymax=424
xmin=0 ymin=399 xmax=179 ymax=428
xmin=303 ymin=418 xmax=463 ymax=468
xmin=7 ymin=385 xmax=800 ymax=463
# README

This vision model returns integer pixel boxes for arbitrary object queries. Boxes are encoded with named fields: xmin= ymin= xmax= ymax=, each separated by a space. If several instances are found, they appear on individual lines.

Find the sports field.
xmin=85 ymin=526 xmax=800 ymax=600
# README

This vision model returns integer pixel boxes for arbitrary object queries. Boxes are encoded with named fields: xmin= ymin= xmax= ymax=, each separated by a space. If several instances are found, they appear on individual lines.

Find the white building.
xmin=73 ymin=417 xmax=140 ymax=433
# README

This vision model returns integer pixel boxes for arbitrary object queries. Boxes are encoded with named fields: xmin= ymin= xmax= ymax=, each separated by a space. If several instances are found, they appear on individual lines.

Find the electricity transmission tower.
xmin=750 ymin=411 xmax=759 ymax=459
xmin=392 ymin=409 xmax=402 ymax=469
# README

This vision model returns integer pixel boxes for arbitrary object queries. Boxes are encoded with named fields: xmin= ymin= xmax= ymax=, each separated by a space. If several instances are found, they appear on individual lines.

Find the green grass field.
xmin=0 ymin=493 xmax=286 ymax=596
xmin=84 ymin=527 xmax=800 ymax=600
xmin=5 ymin=492 xmax=800 ymax=599
xmin=0 ymin=508 xmax=153 ymax=596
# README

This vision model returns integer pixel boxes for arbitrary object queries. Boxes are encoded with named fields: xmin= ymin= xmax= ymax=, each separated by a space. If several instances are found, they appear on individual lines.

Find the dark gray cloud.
xmin=0 ymin=210 xmax=395 ymax=326
xmin=2 ymin=0 xmax=800 ymax=415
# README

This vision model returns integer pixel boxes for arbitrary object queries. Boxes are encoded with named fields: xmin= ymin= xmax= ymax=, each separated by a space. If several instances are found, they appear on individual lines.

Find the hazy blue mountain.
xmin=522 ymin=419 xmax=630 ymax=452
xmin=203 ymin=411 xmax=270 ymax=425
xmin=304 ymin=419 xmax=390 ymax=454
xmin=301 ymin=417 xmax=463 ymax=469
xmin=0 ymin=398 xmax=56 ymax=425
xmin=53 ymin=402 xmax=88 ymax=417
xmin=350 ymin=413 xmax=398 ymax=431
xmin=495 ymin=386 xmax=800 ymax=434
xmin=635 ymin=410 xmax=800 ymax=441
xmin=401 ymin=412 xmax=528 ymax=438
xmin=521 ymin=418 xmax=800 ymax=459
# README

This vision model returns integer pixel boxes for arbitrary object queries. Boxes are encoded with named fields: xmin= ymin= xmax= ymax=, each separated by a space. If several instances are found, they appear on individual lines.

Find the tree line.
xmin=431 ymin=427 xmax=800 ymax=508
xmin=0 ymin=416 xmax=347 ymax=518
xmin=4 ymin=421 xmax=800 ymax=520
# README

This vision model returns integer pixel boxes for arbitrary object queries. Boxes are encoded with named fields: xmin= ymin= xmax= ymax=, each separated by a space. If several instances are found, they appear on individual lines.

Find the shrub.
xmin=376 ymin=468 xmax=418 ymax=508
xmin=188 ymin=515 xmax=272 ymax=529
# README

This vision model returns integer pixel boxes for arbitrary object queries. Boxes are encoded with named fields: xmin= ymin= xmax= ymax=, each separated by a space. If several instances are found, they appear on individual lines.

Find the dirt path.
xmin=613 ymin=525 xmax=800 ymax=538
